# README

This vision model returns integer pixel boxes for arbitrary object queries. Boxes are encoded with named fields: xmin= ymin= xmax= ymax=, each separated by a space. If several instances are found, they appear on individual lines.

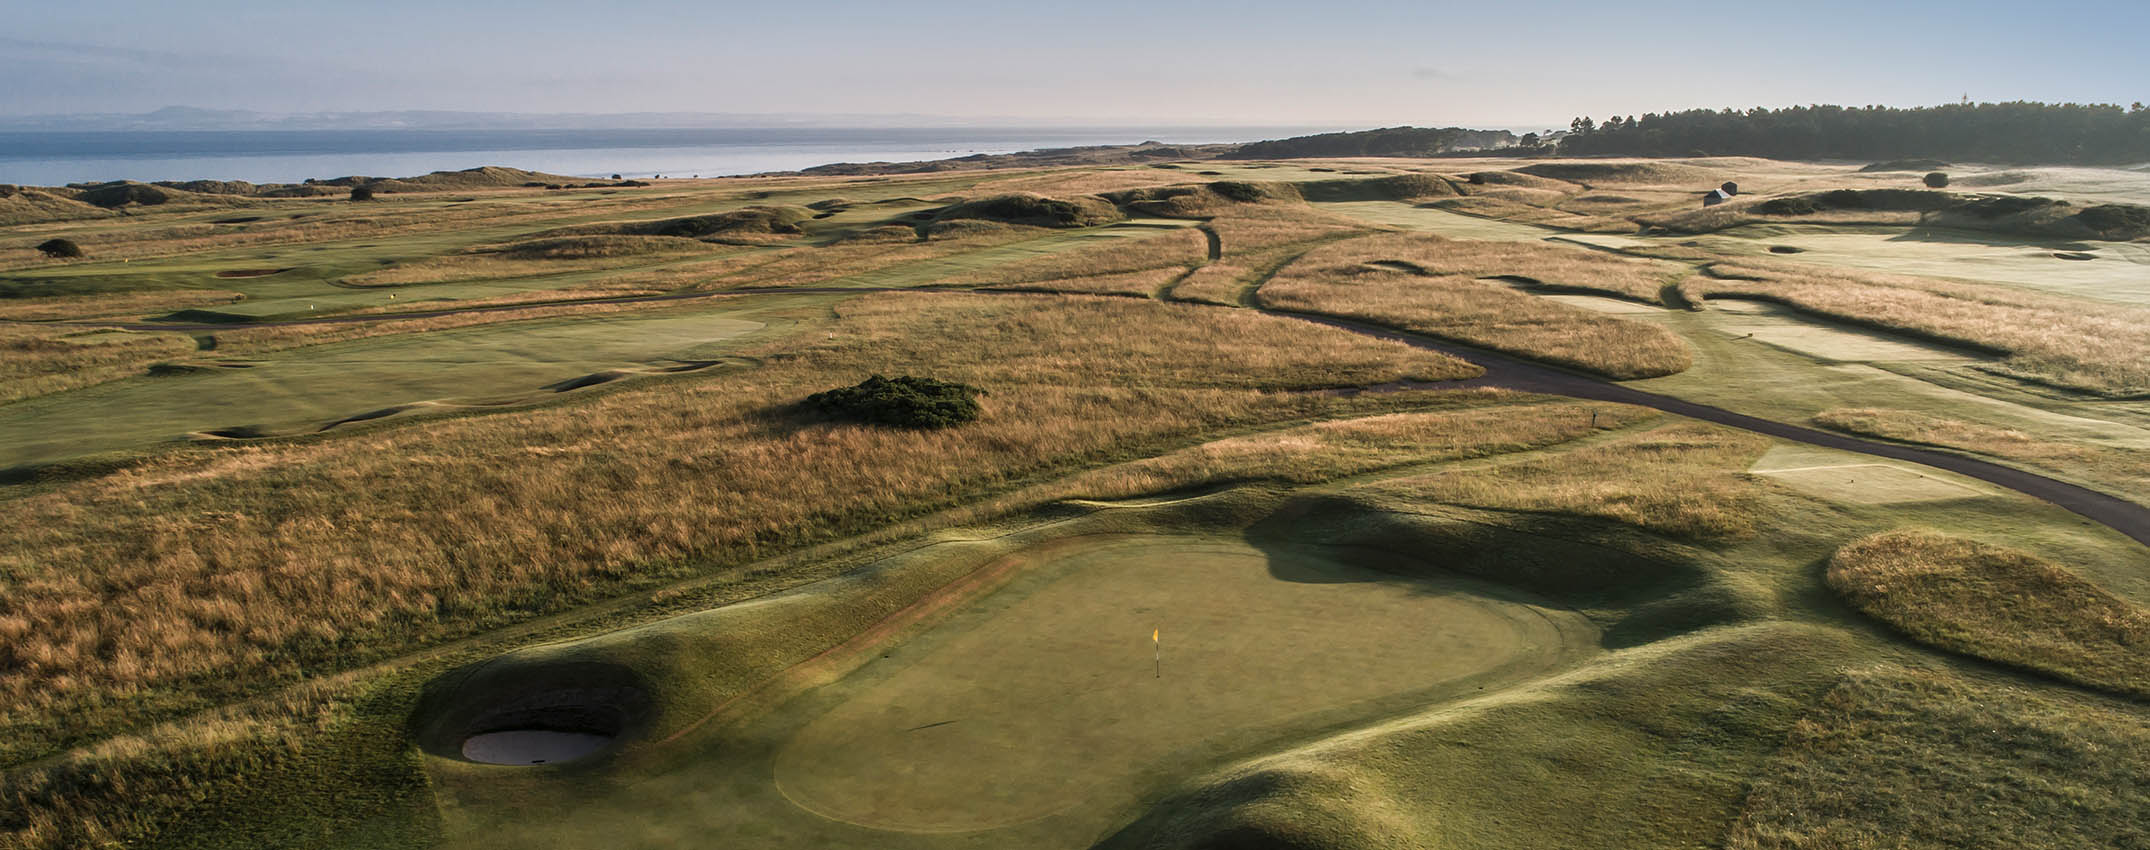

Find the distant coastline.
xmin=0 ymin=125 xmax=1344 ymax=186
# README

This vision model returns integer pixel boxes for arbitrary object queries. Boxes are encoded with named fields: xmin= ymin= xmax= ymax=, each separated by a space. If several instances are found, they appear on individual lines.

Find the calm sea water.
xmin=0 ymin=127 xmax=1336 ymax=186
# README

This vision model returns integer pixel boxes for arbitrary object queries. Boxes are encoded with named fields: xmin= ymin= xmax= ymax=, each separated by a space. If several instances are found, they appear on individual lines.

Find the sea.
xmin=0 ymin=126 xmax=1339 ymax=187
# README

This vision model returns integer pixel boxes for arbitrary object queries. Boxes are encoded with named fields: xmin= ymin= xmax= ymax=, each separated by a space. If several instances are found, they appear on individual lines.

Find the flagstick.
xmin=1154 ymin=630 xmax=1161 ymax=679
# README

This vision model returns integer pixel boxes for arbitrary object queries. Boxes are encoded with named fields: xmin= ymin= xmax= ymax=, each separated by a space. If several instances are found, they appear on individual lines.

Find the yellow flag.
xmin=1152 ymin=628 xmax=1159 ymax=642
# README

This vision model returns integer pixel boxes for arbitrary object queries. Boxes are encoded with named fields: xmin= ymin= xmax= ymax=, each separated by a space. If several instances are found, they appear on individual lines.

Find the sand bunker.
xmin=770 ymin=536 xmax=1587 ymax=833
xmin=462 ymin=730 xmax=613 ymax=765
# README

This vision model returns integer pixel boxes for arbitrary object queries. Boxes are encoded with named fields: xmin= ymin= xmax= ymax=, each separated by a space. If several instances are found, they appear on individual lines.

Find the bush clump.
xmin=805 ymin=375 xmax=983 ymax=428
xmin=34 ymin=238 xmax=83 ymax=258
xmin=350 ymin=185 xmax=375 ymax=201
xmin=1923 ymin=171 xmax=1950 ymax=188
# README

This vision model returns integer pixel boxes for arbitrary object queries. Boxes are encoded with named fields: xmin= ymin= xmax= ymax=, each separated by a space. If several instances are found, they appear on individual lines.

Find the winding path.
xmin=1282 ymin=311 xmax=2150 ymax=548
xmin=44 ymin=285 xmax=2150 ymax=547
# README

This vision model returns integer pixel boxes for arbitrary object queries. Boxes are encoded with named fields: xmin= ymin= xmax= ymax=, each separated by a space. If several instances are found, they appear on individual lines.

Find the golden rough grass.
xmin=1257 ymin=232 xmax=1693 ymax=378
xmin=1811 ymin=407 xmax=2150 ymax=497
xmin=341 ymin=238 xmax=719 ymax=286
xmin=1365 ymin=422 xmax=1770 ymax=539
xmin=1056 ymin=400 xmax=1654 ymax=498
xmin=952 ymin=227 xmax=1207 ymax=285
xmin=1827 ymin=529 xmax=2150 ymax=698
xmin=0 ymin=324 xmax=199 ymax=404
xmin=1728 ymin=667 xmax=2150 ymax=850
xmin=0 ymin=290 xmax=243 ymax=321
xmin=0 ymin=193 xmax=698 ymax=271
xmin=994 ymin=267 xmax=1185 ymax=297
xmin=1205 ymin=205 xmax=1368 ymax=253
xmin=1429 ymin=196 xmax=1636 ymax=232
xmin=594 ymin=223 xmax=1042 ymax=291
xmin=1683 ymin=260 xmax=2150 ymax=395
xmin=0 ymin=293 xmax=1476 ymax=763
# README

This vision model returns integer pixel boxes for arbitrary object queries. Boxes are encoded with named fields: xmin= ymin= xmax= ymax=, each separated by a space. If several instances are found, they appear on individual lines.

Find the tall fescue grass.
xmin=948 ymin=227 xmax=1207 ymax=285
xmin=1827 ymin=530 xmax=2150 ymax=698
xmin=591 ymin=223 xmax=1043 ymax=292
xmin=341 ymin=237 xmax=720 ymax=286
xmin=1051 ymin=400 xmax=1653 ymax=497
xmin=1683 ymin=260 xmax=2150 ymax=395
xmin=1257 ymin=232 xmax=1694 ymax=378
xmin=0 ymin=290 xmax=242 ymax=321
xmin=1728 ymin=667 xmax=2150 ymax=850
xmin=0 ymin=293 xmax=1475 ymax=764
xmin=992 ymin=268 xmax=1185 ymax=297
xmin=0 ymin=190 xmax=749 ymax=271
xmin=0 ymin=324 xmax=199 ymax=404
xmin=1364 ymin=423 xmax=1770 ymax=539
xmin=1204 ymin=204 xmax=1370 ymax=252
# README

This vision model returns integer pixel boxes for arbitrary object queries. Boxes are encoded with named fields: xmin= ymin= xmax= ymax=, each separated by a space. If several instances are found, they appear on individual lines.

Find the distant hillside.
xmin=1222 ymin=126 xmax=1518 ymax=159
xmin=1558 ymin=102 xmax=2150 ymax=165
xmin=790 ymin=142 xmax=1240 ymax=176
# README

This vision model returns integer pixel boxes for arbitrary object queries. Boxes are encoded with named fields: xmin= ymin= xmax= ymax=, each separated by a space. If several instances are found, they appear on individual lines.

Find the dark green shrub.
xmin=805 ymin=375 xmax=983 ymax=428
xmin=35 ymin=238 xmax=83 ymax=258
xmin=350 ymin=185 xmax=375 ymax=201
xmin=1923 ymin=171 xmax=1950 ymax=188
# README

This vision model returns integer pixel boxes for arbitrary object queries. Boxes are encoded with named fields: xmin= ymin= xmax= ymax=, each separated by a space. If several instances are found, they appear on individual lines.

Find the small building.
xmin=1702 ymin=188 xmax=1733 ymax=207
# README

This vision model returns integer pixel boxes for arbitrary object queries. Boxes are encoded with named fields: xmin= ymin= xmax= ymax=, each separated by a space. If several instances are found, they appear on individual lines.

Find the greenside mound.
xmin=932 ymin=193 xmax=1125 ymax=228
xmin=805 ymin=375 xmax=984 ymax=428
xmin=497 ymin=235 xmax=711 ymax=260
xmin=1103 ymin=182 xmax=1303 ymax=216
xmin=1826 ymin=529 xmax=2150 ymax=699
xmin=540 ymin=206 xmax=814 ymax=241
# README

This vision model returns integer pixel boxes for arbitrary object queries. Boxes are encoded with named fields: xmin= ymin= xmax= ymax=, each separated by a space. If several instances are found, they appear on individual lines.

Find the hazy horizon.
xmin=6 ymin=0 xmax=2143 ymax=130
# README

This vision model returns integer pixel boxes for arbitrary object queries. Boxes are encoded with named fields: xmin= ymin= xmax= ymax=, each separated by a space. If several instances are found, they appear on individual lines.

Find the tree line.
xmin=1554 ymin=102 xmax=2150 ymax=164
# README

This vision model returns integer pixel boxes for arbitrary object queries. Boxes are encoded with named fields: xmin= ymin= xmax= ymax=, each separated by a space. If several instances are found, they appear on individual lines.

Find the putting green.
xmin=769 ymin=536 xmax=1582 ymax=834
xmin=1700 ymin=225 xmax=2150 ymax=306
xmin=1707 ymin=299 xmax=1980 ymax=363
xmin=1750 ymin=445 xmax=1991 ymax=504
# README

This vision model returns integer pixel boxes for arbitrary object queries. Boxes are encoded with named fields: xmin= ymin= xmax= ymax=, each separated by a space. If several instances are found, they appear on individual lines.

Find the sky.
xmin=4 ymin=0 xmax=2145 ymax=129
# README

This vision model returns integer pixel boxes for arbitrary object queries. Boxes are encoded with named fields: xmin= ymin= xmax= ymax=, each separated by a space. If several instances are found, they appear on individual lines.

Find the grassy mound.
xmin=932 ymin=193 xmax=1124 ymax=228
xmin=71 ymin=182 xmax=181 ymax=209
xmin=1827 ymin=529 xmax=2150 ymax=699
xmin=1292 ymin=173 xmax=1458 ymax=202
xmin=2073 ymin=204 xmax=2150 ymax=240
xmin=1857 ymin=158 xmax=1951 ymax=172
xmin=1103 ymin=182 xmax=1302 ymax=216
xmin=1753 ymin=188 xmax=1954 ymax=215
xmin=545 ymin=206 xmax=814 ymax=241
xmin=1465 ymin=169 xmax=1576 ymax=190
xmin=1516 ymin=161 xmax=1722 ymax=185
xmin=0 ymin=185 xmax=113 ymax=225
xmin=804 ymin=374 xmax=984 ymax=428
xmin=498 ymin=235 xmax=710 ymax=260
xmin=322 ymin=166 xmax=589 ymax=194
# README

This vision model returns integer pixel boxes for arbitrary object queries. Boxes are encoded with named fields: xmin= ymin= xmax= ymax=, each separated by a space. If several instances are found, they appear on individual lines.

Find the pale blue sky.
xmin=5 ymin=0 xmax=2143 ymax=127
